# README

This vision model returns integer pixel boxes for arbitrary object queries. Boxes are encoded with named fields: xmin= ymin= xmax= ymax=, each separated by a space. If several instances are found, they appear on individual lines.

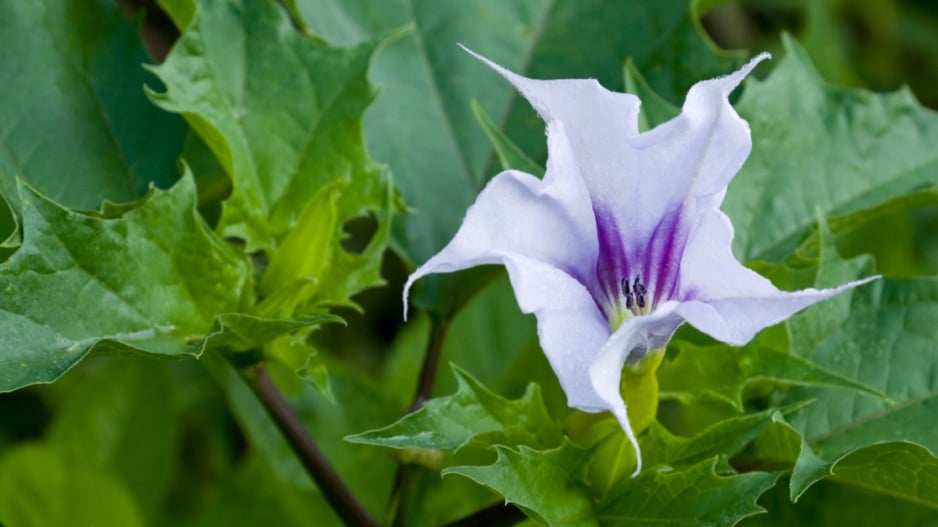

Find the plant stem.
xmin=409 ymin=316 xmax=450 ymax=411
xmin=248 ymin=364 xmax=380 ymax=527
xmin=442 ymin=502 xmax=525 ymax=527
xmin=386 ymin=316 xmax=451 ymax=525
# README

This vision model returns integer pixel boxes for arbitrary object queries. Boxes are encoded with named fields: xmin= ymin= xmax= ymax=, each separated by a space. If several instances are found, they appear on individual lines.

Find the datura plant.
xmin=404 ymin=49 xmax=877 ymax=474
xmin=4 ymin=1 xmax=938 ymax=526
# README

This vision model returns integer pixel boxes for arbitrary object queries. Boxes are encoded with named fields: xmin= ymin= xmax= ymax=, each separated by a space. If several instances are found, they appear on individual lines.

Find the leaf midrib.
xmin=807 ymin=388 xmax=938 ymax=447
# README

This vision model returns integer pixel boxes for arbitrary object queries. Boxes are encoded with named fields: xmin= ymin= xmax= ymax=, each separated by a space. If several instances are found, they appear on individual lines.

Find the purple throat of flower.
xmin=590 ymin=205 xmax=687 ymax=341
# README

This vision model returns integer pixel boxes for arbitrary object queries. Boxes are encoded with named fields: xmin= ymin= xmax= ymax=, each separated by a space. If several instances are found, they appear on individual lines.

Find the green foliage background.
xmin=0 ymin=0 xmax=937 ymax=525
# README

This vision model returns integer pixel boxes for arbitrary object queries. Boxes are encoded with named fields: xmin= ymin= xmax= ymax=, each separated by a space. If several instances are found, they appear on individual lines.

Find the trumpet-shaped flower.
xmin=403 ymin=49 xmax=876 ymax=474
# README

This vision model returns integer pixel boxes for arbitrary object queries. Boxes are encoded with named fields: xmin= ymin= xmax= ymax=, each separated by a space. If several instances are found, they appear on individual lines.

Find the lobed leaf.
xmin=726 ymin=35 xmax=938 ymax=262
xmin=148 ymin=0 xmax=393 ymax=309
xmin=443 ymin=441 xmax=598 ymax=527
xmin=771 ymin=223 xmax=938 ymax=505
xmin=347 ymin=365 xmax=561 ymax=451
xmin=0 ymin=175 xmax=248 ymax=392
xmin=599 ymin=459 xmax=779 ymax=527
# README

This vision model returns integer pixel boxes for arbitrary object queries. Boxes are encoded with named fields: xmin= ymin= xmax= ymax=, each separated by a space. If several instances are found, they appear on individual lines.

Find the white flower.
xmin=404 ymin=49 xmax=876 ymax=474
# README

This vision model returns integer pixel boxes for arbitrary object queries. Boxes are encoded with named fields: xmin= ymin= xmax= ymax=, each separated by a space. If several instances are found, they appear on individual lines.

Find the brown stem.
xmin=441 ymin=502 xmax=526 ymax=527
xmin=409 ymin=317 xmax=450 ymax=412
xmin=385 ymin=317 xmax=451 ymax=524
xmin=248 ymin=364 xmax=380 ymax=527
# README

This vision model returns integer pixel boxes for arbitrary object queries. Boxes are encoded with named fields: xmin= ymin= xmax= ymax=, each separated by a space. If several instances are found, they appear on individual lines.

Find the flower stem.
xmin=247 ymin=363 xmax=380 ymax=527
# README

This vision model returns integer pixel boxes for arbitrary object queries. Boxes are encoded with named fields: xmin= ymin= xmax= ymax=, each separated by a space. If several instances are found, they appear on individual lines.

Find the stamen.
xmin=621 ymin=278 xmax=634 ymax=310
xmin=634 ymin=275 xmax=647 ymax=309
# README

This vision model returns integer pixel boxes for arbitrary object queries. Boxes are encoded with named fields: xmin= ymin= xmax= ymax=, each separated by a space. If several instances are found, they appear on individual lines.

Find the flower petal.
xmin=501 ymin=254 xmax=611 ymax=411
xmin=676 ymin=209 xmax=878 ymax=345
xmin=461 ymin=46 xmax=643 ymax=225
xmin=632 ymin=53 xmax=771 ymax=212
xmin=403 ymin=122 xmax=598 ymax=318
xmin=588 ymin=302 xmax=684 ymax=475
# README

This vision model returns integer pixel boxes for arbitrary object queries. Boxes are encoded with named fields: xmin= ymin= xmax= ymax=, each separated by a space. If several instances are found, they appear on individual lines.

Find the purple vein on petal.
xmin=591 ymin=205 xmax=628 ymax=311
xmin=644 ymin=206 xmax=688 ymax=307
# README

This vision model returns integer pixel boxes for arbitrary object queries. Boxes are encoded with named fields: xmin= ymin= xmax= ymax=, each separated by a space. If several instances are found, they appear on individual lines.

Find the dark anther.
xmin=633 ymin=275 xmax=647 ymax=309
xmin=621 ymin=278 xmax=634 ymax=309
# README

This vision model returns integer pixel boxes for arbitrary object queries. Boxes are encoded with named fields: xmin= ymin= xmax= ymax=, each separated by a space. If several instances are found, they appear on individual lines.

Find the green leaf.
xmin=291 ymin=0 xmax=738 ymax=265
xmin=157 ymin=0 xmax=197 ymax=29
xmin=580 ymin=408 xmax=779 ymax=500
xmin=797 ymin=189 xmax=938 ymax=278
xmin=198 ymin=313 xmax=339 ymax=354
xmin=149 ymin=0 xmax=393 ymax=307
xmin=776 ymin=223 xmax=938 ymax=504
xmin=347 ymin=365 xmax=561 ymax=452
xmin=0 ymin=0 xmax=185 ymax=213
xmin=443 ymin=441 xmax=598 ymax=527
xmin=45 ymin=356 xmax=179 ymax=518
xmin=623 ymin=58 xmax=680 ymax=131
xmin=598 ymin=459 xmax=779 ymax=527
xmin=0 ymin=444 xmax=144 ymax=527
xmin=0 ymin=175 xmax=247 ymax=392
xmin=743 ymin=476 xmax=938 ymax=527
xmin=471 ymin=100 xmax=544 ymax=177
xmin=791 ymin=442 xmax=938 ymax=508
xmin=657 ymin=340 xmax=884 ymax=411
xmin=725 ymin=35 xmax=938 ymax=262
xmin=731 ymin=414 xmax=806 ymax=473
xmin=257 ymin=182 xmax=339 ymax=317
xmin=642 ymin=409 xmax=783 ymax=470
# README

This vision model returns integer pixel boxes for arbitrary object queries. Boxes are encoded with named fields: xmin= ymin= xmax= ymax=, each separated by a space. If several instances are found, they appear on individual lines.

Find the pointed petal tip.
xmin=402 ymin=273 xmax=418 ymax=322
xmin=459 ymin=44 xmax=517 ymax=83
xmin=628 ymin=425 xmax=643 ymax=477
xmin=750 ymin=51 xmax=772 ymax=65
xmin=705 ymin=51 xmax=773 ymax=95
xmin=736 ymin=51 xmax=772 ymax=80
